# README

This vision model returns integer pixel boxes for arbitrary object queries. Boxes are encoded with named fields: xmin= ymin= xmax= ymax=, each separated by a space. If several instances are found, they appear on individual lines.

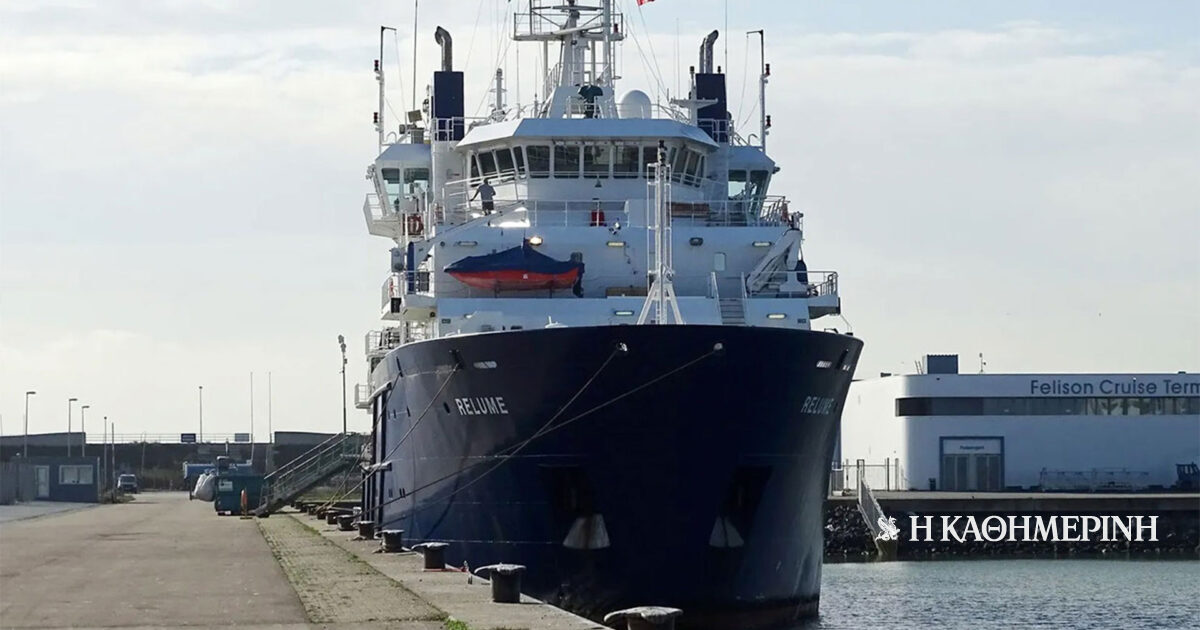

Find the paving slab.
xmin=0 ymin=501 xmax=94 ymax=524
xmin=0 ymin=491 xmax=307 ymax=628
xmin=290 ymin=511 xmax=606 ymax=630
xmin=256 ymin=513 xmax=442 ymax=627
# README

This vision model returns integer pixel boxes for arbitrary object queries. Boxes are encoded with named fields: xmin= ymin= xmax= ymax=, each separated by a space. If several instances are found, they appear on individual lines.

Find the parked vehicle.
xmin=117 ymin=474 xmax=139 ymax=493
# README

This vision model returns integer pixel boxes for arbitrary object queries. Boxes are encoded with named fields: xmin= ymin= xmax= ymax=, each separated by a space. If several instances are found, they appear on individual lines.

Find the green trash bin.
xmin=213 ymin=472 xmax=265 ymax=515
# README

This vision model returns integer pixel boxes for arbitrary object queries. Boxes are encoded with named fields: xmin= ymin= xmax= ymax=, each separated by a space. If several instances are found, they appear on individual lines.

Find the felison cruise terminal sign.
xmin=1029 ymin=378 xmax=1200 ymax=396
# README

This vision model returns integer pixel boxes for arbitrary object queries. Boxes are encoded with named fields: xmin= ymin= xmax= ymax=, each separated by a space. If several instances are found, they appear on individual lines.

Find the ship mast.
xmin=514 ymin=0 xmax=624 ymax=117
xmin=638 ymin=141 xmax=684 ymax=325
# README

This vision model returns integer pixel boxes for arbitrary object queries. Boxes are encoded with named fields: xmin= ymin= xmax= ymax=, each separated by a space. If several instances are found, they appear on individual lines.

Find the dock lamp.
xmin=67 ymin=397 xmax=78 ymax=457
xmin=338 ymin=334 xmax=348 ymax=434
xmin=23 ymin=391 xmax=36 ymax=457
xmin=80 ymin=405 xmax=90 ymax=457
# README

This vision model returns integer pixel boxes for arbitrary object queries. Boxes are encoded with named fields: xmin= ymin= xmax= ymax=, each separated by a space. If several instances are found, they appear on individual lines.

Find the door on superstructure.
xmin=35 ymin=465 xmax=50 ymax=498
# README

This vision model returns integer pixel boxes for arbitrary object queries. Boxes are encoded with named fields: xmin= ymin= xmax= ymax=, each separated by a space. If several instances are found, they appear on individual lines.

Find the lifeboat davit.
xmin=445 ymin=240 xmax=584 ymax=291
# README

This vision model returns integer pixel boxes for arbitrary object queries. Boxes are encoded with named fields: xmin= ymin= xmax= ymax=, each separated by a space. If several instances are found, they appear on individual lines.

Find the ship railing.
xmin=410 ymin=272 xmax=750 ymax=301
xmin=440 ymin=196 xmax=634 ymax=229
xmin=354 ymin=384 xmax=372 ymax=409
xmin=381 ymin=271 xmax=432 ymax=308
xmin=741 ymin=270 xmax=838 ymax=299
xmin=365 ymin=328 xmax=405 ymax=356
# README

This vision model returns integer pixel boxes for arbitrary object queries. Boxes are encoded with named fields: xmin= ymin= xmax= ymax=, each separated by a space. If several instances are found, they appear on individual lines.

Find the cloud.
xmin=1 ymin=10 xmax=1197 ymax=437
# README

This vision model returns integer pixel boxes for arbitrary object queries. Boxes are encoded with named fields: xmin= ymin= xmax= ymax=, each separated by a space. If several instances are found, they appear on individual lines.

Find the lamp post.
xmin=198 ymin=385 xmax=204 ymax=443
xmin=338 ymin=334 xmax=348 ymax=434
xmin=67 ymin=397 xmax=78 ymax=457
xmin=23 ymin=391 xmax=36 ymax=457
xmin=80 ymin=405 xmax=90 ymax=457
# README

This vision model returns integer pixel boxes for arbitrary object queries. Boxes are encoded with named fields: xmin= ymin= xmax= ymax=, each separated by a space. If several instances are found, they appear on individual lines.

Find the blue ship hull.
xmin=363 ymin=325 xmax=862 ymax=628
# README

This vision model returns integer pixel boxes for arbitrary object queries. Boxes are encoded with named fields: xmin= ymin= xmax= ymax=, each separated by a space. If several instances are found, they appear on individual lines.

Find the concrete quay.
xmin=275 ymin=509 xmax=605 ymax=630
xmin=0 ymin=491 xmax=605 ymax=630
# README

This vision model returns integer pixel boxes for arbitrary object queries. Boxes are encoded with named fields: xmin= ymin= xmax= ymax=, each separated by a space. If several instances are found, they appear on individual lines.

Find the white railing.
xmin=1039 ymin=468 xmax=1153 ymax=492
xmin=354 ymin=384 xmax=372 ymax=408
xmin=743 ymin=270 xmax=838 ymax=299
xmin=365 ymin=329 xmax=405 ymax=356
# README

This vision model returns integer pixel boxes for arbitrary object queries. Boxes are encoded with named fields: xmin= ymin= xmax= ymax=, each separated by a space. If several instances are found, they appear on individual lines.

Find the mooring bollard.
xmin=315 ymin=507 xmax=327 ymax=519
xmin=412 ymin=542 xmax=449 ymax=570
xmin=380 ymin=529 xmax=405 ymax=553
xmin=357 ymin=519 xmax=375 ymax=539
xmin=474 ymin=564 xmax=526 ymax=604
xmin=603 ymin=607 xmax=684 ymax=630
xmin=337 ymin=513 xmax=355 ymax=531
xmin=325 ymin=510 xmax=340 ymax=525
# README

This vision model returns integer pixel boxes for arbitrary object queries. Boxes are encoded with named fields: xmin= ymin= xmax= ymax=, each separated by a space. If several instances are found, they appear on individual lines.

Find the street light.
xmin=338 ymin=334 xmax=348 ymax=434
xmin=198 ymin=385 xmax=204 ymax=443
xmin=67 ymin=397 xmax=78 ymax=457
xmin=23 ymin=391 xmax=36 ymax=457
xmin=80 ymin=405 xmax=90 ymax=457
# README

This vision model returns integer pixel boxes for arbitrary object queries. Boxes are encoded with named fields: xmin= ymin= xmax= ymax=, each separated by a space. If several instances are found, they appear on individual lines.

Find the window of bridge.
xmin=554 ymin=144 xmax=580 ymax=178
xmin=526 ymin=145 xmax=550 ymax=178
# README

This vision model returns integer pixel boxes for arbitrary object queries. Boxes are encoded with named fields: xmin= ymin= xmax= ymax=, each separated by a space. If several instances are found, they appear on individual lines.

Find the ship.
xmin=355 ymin=2 xmax=863 ymax=627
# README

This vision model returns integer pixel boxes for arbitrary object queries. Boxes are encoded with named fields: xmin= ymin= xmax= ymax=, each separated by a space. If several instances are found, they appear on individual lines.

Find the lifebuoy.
xmin=406 ymin=213 xmax=424 ymax=235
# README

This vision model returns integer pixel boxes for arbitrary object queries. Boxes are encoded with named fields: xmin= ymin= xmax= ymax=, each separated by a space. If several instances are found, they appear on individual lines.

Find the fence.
xmin=830 ymin=458 xmax=908 ymax=495
xmin=0 ymin=462 xmax=37 ymax=504
xmin=1038 ymin=468 xmax=1152 ymax=492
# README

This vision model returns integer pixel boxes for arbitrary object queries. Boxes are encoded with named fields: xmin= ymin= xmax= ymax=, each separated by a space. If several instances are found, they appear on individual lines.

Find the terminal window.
xmin=897 ymin=396 xmax=1200 ymax=416
xmin=59 ymin=465 xmax=94 ymax=485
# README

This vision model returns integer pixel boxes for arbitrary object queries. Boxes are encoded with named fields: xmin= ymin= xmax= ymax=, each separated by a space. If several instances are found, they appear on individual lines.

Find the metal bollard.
xmin=412 ymin=542 xmax=449 ymax=570
xmin=325 ymin=510 xmax=339 ymax=525
xmin=337 ymin=513 xmax=355 ymax=531
xmin=474 ymin=564 xmax=526 ymax=604
xmin=380 ymin=529 xmax=405 ymax=553
xmin=357 ymin=520 xmax=375 ymax=539
xmin=603 ymin=607 xmax=684 ymax=630
xmin=315 ymin=507 xmax=328 ymax=519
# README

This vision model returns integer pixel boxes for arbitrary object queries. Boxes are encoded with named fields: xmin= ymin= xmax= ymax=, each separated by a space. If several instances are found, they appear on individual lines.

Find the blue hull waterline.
xmin=363 ymin=325 xmax=862 ymax=628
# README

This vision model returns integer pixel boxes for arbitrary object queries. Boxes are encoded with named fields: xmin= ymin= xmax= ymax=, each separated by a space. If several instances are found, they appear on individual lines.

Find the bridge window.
xmin=526 ymin=145 xmax=550 ymax=178
xmin=642 ymin=146 xmax=660 ymax=177
xmin=613 ymin=145 xmax=639 ymax=178
xmin=404 ymin=168 xmax=430 ymax=196
xmin=670 ymin=146 xmax=687 ymax=183
xmin=495 ymin=148 xmax=514 ymax=177
xmin=478 ymin=151 xmax=497 ymax=178
xmin=583 ymin=144 xmax=612 ymax=178
xmin=381 ymin=168 xmax=402 ymax=205
xmin=512 ymin=146 xmax=526 ymax=176
xmin=554 ymin=145 xmax=580 ymax=178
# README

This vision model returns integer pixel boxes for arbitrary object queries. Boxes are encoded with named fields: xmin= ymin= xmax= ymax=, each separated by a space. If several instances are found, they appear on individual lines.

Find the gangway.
xmin=254 ymin=432 xmax=367 ymax=516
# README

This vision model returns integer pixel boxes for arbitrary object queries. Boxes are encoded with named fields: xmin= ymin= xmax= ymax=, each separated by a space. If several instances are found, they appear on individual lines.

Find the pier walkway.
xmin=0 ymin=492 xmax=307 ymax=629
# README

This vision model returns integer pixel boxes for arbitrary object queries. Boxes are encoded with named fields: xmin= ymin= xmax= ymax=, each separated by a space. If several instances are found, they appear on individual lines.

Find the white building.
xmin=840 ymin=355 xmax=1200 ymax=492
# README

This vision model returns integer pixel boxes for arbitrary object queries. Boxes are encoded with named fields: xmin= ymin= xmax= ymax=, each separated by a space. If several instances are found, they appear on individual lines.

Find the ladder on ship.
xmin=718 ymin=298 xmax=745 ymax=326
xmin=254 ymin=432 xmax=367 ymax=516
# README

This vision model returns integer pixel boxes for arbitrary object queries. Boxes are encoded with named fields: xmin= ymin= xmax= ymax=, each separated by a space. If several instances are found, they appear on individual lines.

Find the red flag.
xmin=637 ymin=0 xmax=655 ymax=5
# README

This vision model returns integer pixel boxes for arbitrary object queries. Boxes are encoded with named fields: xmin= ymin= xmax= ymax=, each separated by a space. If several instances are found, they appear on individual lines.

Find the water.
xmin=808 ymin=559 xmax=1199 ymax=629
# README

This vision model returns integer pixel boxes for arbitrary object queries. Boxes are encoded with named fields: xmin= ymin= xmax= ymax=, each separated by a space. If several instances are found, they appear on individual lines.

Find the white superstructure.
xmin=356 ymin=1 xmax=844 ymax=405
xmin=840 ymin=355 xmax=1200 ymax=491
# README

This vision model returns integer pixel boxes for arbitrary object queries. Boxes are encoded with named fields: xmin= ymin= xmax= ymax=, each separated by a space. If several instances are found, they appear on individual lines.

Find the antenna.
xmin=979 ymin=353 xmax=987 ymax=374
xmin=747 ymin=29 xmax=767 ymax=151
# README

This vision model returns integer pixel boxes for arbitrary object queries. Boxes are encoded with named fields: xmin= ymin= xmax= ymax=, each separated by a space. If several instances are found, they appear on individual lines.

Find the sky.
xmin=1 ymin=0 xmax=1197 ymax=440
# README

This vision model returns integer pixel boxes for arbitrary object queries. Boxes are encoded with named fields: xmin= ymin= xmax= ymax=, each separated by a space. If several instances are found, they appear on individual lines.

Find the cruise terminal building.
xmin=839 ymin=355 xmax=1200 ymax=492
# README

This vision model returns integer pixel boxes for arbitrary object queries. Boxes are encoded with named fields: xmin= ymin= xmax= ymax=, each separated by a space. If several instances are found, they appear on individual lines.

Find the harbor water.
xmin=806 ymin=559 xmax=1199 ymax=629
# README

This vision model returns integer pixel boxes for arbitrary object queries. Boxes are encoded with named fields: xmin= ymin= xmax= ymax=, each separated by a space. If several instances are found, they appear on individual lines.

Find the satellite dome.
xmin=618 ymin=90 xmax=652 ymax=119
